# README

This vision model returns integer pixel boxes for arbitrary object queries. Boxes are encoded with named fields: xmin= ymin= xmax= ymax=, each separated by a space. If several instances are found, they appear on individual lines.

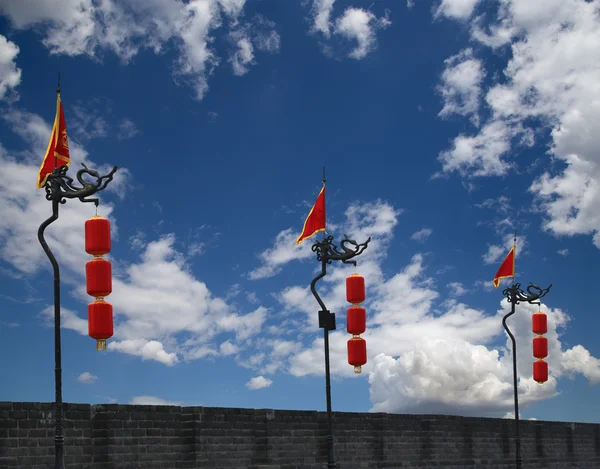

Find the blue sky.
xmin=0 ymin=0 xmax=599 ymax=424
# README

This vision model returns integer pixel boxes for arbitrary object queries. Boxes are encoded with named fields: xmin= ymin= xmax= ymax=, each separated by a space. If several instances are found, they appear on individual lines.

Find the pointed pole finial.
xmin=514 ymin=230 xmax=517 ymax=245
xmin=57 ymin=72 xmax=61 ymax=94
xmin=322 ymin=166 xmax=326 ymax=185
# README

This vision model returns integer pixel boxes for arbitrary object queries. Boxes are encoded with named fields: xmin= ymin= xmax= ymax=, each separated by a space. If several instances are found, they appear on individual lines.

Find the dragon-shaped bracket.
xmin=312 ymin=235 xmax=371 ymax=266
xmin=43 ymin=163 xmax=118 ymax=206
xmin=503 ymin=282 xmax=552 ymax=306
xmin=310 ymin=235 xmax=371 ymax=330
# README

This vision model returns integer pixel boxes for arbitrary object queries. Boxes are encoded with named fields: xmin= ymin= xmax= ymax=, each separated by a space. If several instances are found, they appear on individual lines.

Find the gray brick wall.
xmin=1 ymin=401 xmax=599 ymax=468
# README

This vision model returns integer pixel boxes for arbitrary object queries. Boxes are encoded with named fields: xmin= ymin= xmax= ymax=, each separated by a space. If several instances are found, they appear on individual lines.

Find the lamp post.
xmin=310 ymin=234 xmax=370 ymax=469
xmin=502 ymin=282 xmax=551 ymax=469
xmin=38 ymin=163 xmax=117 ymax=469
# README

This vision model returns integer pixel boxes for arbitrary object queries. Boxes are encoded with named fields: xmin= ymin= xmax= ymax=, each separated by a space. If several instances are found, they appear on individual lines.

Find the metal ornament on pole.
xmin=310 ymin=234 xmax=370 ymax=469
xmin=38 ymin=163 xmax=117 ymax=469
xmin=501 ymin=282 xmax=551 ymax=469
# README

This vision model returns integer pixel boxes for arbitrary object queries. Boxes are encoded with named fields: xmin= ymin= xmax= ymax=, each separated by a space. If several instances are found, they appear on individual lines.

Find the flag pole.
xmin=37 ymin=77 xmax=118 ymax=469
xmin=499 ymin=230 xmax=552 ymax=469
xmin=55 ymin=73 xmax=60 ymax=170
xmin=307 ymin=167 xmax=370 ymax=469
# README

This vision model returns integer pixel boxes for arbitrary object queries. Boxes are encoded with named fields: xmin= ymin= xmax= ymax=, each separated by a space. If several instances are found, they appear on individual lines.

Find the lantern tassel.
xmin=354 ymin=365 xmax=362 ymax=374
xmin=96 ymin=339 xmax=107 ymax=351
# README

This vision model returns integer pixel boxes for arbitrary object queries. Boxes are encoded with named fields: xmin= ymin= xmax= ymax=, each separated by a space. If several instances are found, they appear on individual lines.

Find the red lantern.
xmin=85 ymin=216 xmax=111 ymax=256
xmin=86 ymin=257 xmax=112 ymax=298
xmin=533 ymin=359 xmax=548 ymax=384
xmin=88 ymin=300 xmax=114 ymax=350
xmin=347 ymin=306 xmax=366 ymax=335
xmin=347 ymin=337 xmax=367 ymax=374
xmin=533 ymin=336 xmax=548 ymax=359
xmin=346 ymin=274 xmax=365 ymax=304
xmin=532 ymin=312 xmax=547 ymax=335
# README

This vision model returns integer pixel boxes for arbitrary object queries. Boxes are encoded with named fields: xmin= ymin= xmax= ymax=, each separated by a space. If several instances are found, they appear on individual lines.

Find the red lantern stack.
xmin=532 ymin=311 xmax=548 ymax=384
xmin=85 ymin=216 xmax=113 ymax=351
xmin=346 ymin=274 xmax=367 ymax=374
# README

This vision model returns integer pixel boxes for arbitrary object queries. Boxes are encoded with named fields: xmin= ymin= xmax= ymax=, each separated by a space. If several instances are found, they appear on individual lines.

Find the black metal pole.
xmin=502 ymin=292 xmax=522 ymax=469
xmin=37 ymin=157 xmax=117 ymax=468
xmin=309 ymin=234 xmax=370 ymax=469
xmin=500 ymin=282 xmax=551 ymax=469
xmin=38 ymin=199 xmax=65 ymax=469
xmin=323 ymin=321 xmax=335 ymax=468
xmin=311 ymin=258 xmax=336 ymax=468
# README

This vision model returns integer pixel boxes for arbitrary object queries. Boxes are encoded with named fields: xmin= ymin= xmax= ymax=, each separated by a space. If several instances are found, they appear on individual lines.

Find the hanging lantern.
xmin=533 ymin=359 xmax=548 ymax=384
xmin=85 ymin=216 xmax=111 ymax=256
xmin=86 ymin=257 xmax=112 ymax=298
xmin=347 ymin=306 xmax=366 ymax=336
xmin=533 ymin=336 xmax=548 ymax=359
xmin=532 ymin=312 xmax=547 ymax=335
xmin=347 ymin=337 xmax=367 ymax=374
xmin=88 ymin=300 xmax=113 ymax=350
xmin=346 ymin=274 xmax=365 ymax=305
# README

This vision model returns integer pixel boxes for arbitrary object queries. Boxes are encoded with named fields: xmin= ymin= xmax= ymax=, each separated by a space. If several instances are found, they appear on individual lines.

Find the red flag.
xmin=296 ymin=185 xmax=326 ymax=244
xmin=493 ymin=245 xmax=515 ymax=288
xmin=37 ymin=93 xmax=70 ymax=189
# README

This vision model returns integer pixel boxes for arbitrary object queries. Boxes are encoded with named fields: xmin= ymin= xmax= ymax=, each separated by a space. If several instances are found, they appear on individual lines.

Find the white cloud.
xmin=230 ymin=35 xmax=254 ymax=76
xmin=434 ymin=0 xmax=480 ymax=20
xmin=308 ymin=1 xmax=389 ymax=59
xmin=108 ymin=339 xmax=179 ymax=366
xmin=0 ymin=34 xmax=21 ymax=100
xmin=438 ymin=120 xmax=515 ymax=177
xmin=557 ymin=248 xmax=569 ymax=257
xmin=77 ymin=372 xmax=98 ymax=384
xmin=438 ymin=48 xmax=485 ymax=126
xmin=334 ymin=8 xmax=391 ymax=60
xmin=0 ymin=0 xmax=278 ymax=101
xmin=311 ymin=0 xmax=336 ymax=37
xmin=410 ymin=228 xmax=433 ymax=243
xmin=129 ymin=395 xmax=182 ymax=406
xmin=437 ymin=0 xmax=600 ymax=248
xmin=117 ymin=118 xmax=140 ymax=140
xmin=248 ymin=228 xmax=315 ymax=280
xmin=483 ymin=234 xmax=524 ymax=265
xmin=219 ymin=340 xmax=239 ymax=355
xmin=447 ymin=282 xmax=468 ymax=297
xmin=246 ymin=375 xmax=272 ymax=389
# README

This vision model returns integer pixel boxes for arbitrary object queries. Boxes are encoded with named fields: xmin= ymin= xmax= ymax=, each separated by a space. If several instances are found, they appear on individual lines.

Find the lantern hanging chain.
xmin=38 ymin=161 xmax=117 ymax=469
xmin=501 ymin=281 xmax=552 ymax=469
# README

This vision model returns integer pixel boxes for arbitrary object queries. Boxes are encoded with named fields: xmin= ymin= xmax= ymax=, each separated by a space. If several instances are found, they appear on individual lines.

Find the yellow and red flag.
xmin=37 ymin=93 xmax=70 ymax=189
xmin=493 ymin=244 xmax=515 ymax=288
xmin=296 ymin=184 xmax=326 ymax=244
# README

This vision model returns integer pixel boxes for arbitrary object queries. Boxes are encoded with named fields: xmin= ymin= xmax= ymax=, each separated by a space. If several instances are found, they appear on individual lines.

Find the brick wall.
xmin=1 ymin=401 xmax=599 ymax=468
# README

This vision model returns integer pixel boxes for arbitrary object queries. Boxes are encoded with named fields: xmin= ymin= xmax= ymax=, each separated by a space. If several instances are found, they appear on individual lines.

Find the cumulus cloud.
xmin=77 ymin=372 xmax=98 ymax=384
xmin=438 ymin=48 xmax=485 ymax=126
xmin=0 ymin=0 xmax=279 ymax=100
xmin=129 ymin=395 xmax=182 ymax=406
xmin=0 ymin=34 xmax=21 ymax=100
xmin=334 ymin=8 xmax=391 ymax=60
xmin=246 ymin=375 xmax=272 ymax=389
xmin=437 ymin=0 xmax=600 ymax=249
xmin=434 ymin=0 xmax=480 ymax=21
xmin=309 ymin=1 xmax=390 ymax=59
